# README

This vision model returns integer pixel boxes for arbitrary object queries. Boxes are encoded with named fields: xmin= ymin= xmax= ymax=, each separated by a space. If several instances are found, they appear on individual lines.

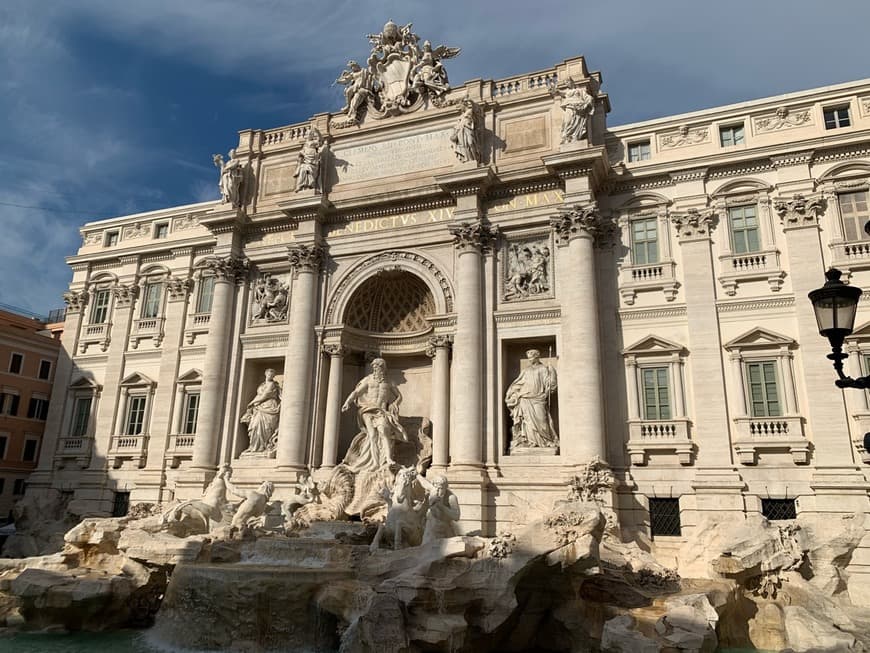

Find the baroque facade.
xmin=28 ymin=26 xmax=870 ymax=600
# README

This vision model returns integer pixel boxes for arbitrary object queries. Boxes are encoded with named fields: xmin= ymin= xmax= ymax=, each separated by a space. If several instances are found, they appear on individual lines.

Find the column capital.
xmin=63 ymin=289 xmax=87 ymax=314
xmin=322 ymin=343 xmax=349 ymax=358
xmin=287 ymin=243 xmax=325 ymax=274
xmin=550 ymin=203 xmax=601 ymax=246
xmin=197 ymin=255 xmax=249 ymax=283
xmin=165 ymin=276 xmax=193 ymax=302
xmin=111 ymin=282 xmax=139 ymax=308
xmin=448 ymin=220 xmax=500 ymax=254
xmin=774 ymin=193 xmax=826 ymax=230
xmin=670 ymin=208 xmax=718 ymax=242
xmin=426 ymin=334 xmax=453 ymax=358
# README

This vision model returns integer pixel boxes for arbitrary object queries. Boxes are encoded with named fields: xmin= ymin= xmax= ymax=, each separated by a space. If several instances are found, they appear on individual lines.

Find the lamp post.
xmin=808 ymin=268 xmax=866 ymax=389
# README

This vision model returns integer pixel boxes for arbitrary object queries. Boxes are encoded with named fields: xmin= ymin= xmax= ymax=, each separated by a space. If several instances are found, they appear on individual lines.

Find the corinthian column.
xmin=426 ymin=335 xmax=452 ymax=470
xmin=277 ymin=244 xmax=323 ymax=471
xmin=191 ymin=257 xmax=246 ymax=471
xmin=550 ymin=204 xmax=606 ymax=463
xmin=447 ymin=221 xmax=499 ymax=468
xmin=320 ymin=344 xmax=347 ymax=469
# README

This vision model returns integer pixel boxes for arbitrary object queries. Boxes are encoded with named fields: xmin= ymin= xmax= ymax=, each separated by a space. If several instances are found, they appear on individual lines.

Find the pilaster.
xmin=550 ymin=203 xmax=607 ymax=464
xmin=320 ymin=343 xmax=348 ymax=469
xmin=669 ymin=208 xmax=740 ymax=481
xmin=189 ymin=256 xmax=247 ymax=479
xmin=426 ymin=335 xmax=452 ymax=471
xmin=277 ymin=243 xmax=325 ymax=474
xmin=775 ymin=194 xmax=857 ymax=468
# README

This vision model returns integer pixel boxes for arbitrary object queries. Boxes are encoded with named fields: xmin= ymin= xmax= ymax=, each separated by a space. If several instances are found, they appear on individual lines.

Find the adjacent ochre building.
xmin=26 ymin=34 xmax=870 ymax=599
xmin=0 ymin=308 xmax=61 ymax=518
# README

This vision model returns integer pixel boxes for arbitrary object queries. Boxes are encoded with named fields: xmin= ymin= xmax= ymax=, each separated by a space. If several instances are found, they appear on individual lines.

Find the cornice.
xmin=618 ymin=305 xmax=687 ymax=321
xmin=716 ymin=296 xmax=795 ymax=313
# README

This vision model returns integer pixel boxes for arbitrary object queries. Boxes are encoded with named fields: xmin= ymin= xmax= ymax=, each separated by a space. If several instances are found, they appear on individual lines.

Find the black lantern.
xmin=808 ymin=268 xmax=868 ymax=388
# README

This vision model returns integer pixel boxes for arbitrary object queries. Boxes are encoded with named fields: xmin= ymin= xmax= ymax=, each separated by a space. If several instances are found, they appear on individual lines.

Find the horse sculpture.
xmin=370 ymin=466 xmax=426 ymax=551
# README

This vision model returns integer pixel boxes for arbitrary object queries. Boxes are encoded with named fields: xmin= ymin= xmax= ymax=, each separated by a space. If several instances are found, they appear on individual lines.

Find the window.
xmin=838 ymin=191 xmax=870 ymax=242
xmin=196 ymin=276 xmax=215 ymax=313
xmin=761 ymin=498 xmax=796 ymax=521
xmin=728 ymin=205 xmax=760 ymax=254
xmin=12 ymin=479 xmax=25 ymax=496
xmin=1 ymin=393 xmax=20 ymax=416
xmin=22 ymin=439 xmax=38 ymax=462
xmin=90 ymin=289 xmax=111 ymax=324
xmin=824 ymin=106 xmax=851 ymax=130
xmin=112 ymin=491 xmax=130 ymax=517
xmin=642 ymin=367 xmax=671 ymax=420
xmin=182 ymin=393 xmax=200 ymax=434
xmin=628 ymin=141 xmax=651 ymax=162
xmin=0 ymin=478 xmax=5 ymax=495
xmin=631 ymin=218 xmax=659 ymax=265
xmin=719 ymin=124 xmax=745 ymax=147
xmin=70 ymin=397 xmax=93 ymax=437
xmin=8 ymin=353 xmax=23 ymax=375
xmin=38 ymin=360 xmax=52 ymax=380
xmin=649 ymin=498 xmax=681 ymax=536
xmin=104 ymin=231 xmax=119 ymax=247
xmin=746 ymin=361 xmax=781 ymax=417
xmin=125 ymin=395 xmax=147 ymax=435
xmin=154 ymin=223 xmax=169 ymax=239
xmin=26 ymin=397 xmax=49 ymax=420
xmin=0 ymin=435 xmax=7 ymax=459
xmin=140 ymin=282 xmax=162 ymax=319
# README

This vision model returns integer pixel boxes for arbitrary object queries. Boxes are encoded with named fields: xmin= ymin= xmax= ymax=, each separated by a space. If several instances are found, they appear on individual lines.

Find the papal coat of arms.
xmin=333 ymin=20 xmax=461 ymax=126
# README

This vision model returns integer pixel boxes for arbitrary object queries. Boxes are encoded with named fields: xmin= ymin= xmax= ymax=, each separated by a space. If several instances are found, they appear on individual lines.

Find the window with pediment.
xmin=710 ymin=181 xmax=785 ymax=296
xmin=622 ymin=335 xmax=692 ymax=466
xmin=818 ymin=163 xmax=870 ymax=273
xmin=724 ymin=328 xmax=807 ymax=465
xmin=55 ymin=377 xmax=101 ymax=469
xmin=109 ymin=372 xmax=155 ymax=469
xmin=616 ymin=195 xmax=678 ymax=306
xmin=131 ymin=266 xmax=169 ymax=349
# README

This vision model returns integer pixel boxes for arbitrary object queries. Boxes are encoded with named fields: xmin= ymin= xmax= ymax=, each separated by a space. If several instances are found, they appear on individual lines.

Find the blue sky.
xmin=2 ymin=0 xmax=869 ymax=314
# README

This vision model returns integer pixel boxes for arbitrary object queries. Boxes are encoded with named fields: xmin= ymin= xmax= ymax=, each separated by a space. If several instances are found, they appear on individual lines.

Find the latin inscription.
xmin=333 ymin=129 xmax=455 ymax=184
xmin=329 ymin=207 xmax=456 ymax=237
xmin=487 ymin=190 xmax=564 ymax=215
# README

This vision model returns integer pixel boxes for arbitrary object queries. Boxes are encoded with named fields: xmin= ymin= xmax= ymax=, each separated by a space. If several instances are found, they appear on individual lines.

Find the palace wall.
xmin=27 ymin=53 xmax=870 ymax=599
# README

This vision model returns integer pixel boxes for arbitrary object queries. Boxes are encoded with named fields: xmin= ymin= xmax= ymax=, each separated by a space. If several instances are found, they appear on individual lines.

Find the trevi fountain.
xmin=4 ymin=18 xmax=870 ymax=653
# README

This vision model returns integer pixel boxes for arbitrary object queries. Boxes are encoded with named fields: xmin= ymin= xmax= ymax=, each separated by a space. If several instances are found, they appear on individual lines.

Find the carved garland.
xmin=325 ymin=250 xmax=455 ymax=324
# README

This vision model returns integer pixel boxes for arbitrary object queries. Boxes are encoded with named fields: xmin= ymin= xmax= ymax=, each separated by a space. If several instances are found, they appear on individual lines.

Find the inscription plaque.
xmin=332 ymin=129 xmax=454 ymax=185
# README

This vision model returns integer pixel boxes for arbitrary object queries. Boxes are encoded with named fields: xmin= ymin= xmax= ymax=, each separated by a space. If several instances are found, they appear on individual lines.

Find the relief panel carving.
xmin=502 ymin=236 xmax=553 ymax=302
xmin=251 ymin=273 xmax=290 ymax=324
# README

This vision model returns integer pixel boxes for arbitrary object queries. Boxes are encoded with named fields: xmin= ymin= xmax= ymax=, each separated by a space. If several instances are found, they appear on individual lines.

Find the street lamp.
xmin=808 ymin=268 xmax=866 ymax=388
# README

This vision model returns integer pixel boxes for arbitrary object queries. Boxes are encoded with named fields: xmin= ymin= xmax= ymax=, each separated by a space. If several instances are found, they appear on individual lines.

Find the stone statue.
xmin=450 ymin=98 xmax=481 ymax=164
xmin=341 ymin=358 xmax=409 ymax=471
xmin=240 ymin=369 xmax=281 ymax=456
xmin=418 ymin=474 xmax=460 ymax=543
xmin=293 ymin=128 xmax=325 ymax=192
xmin=281 ymin=474 xmax=319 ymax=524
xmin=505 ymin=242 xmax=551 ymax=300
xmin=567 ymin=456 xmax=614 ymax=504
xmin=334 ymin=60 xmax=373 ymax=124
xmin=333 ymin=20 xmax=461 ymax=124
xmin=158 ymin=464 xmax=231 ymax=536
xmin=227 ymin=478 xmax=275 ymax=532
xmin=252 ymin=275 xmax=289 ymax=322
xmin=506 ymin=349 xmax=558 ymax=449
xmin=212 ymin=149 xmax=246 ymax=208
xmin=410 ymin=40 xmax=454 ymax=97
xmin=370 ymin=466 xmax=426 ymax=551
xmin=549 ymin=78 xmax=594 ymax=143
